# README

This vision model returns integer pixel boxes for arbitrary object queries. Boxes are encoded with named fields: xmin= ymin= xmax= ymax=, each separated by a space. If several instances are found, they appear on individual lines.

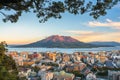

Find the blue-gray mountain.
xmin=89 ymin=41 xmax=120 ymax=46
xmin=10 ymin=35 xmax=120 ymax=48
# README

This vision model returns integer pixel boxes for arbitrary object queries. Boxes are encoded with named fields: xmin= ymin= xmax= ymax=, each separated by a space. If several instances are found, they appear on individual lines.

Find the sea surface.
xmin=8 ymin=46 xmax=120 ymax=54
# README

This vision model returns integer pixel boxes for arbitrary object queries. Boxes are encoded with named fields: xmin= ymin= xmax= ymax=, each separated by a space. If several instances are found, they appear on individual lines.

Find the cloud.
xmin=66 ymin=30 xmax=94 ymax=35
xmin=65 ymin=30 xmax=120 ymax=42
xmin=118 ymin=17 xmax=120 ymax=19
xmin=106 ymin=19 xmax=112 ymax=22
xmin=73 ymin=32 xmax=120 ymax=42
xmin=65 ymin=30 xmax=103 ymax=36
xmin=88 ymin=19 xmax=120 ymax=29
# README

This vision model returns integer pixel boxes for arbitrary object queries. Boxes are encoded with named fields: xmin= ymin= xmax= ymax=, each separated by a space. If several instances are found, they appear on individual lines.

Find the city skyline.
xmin=0 ymin=3 xmax=120 ymax=44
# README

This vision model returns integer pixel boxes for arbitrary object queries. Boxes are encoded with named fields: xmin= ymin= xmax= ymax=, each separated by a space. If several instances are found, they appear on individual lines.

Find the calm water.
xmin=8 ymin=46 xmax=120 ymax=54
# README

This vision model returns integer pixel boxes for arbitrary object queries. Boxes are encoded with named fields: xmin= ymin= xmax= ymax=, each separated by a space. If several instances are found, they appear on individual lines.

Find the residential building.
xmin=108 ymin=70 xmax=120 ymax=80
xmin=53 ymin=71 xmax=75 ymax=80
xmin=62 ymin=54 xmax=70 ymax=62
xmin=86 ymin=72 xmax=97 ymax=80
xmin=46 ymin=52 xmax=56 ymax=61
xmin=20 ymin=51 xmax=29 ymax=60
xmin=38 ymin=71 xmax=53 ymax=80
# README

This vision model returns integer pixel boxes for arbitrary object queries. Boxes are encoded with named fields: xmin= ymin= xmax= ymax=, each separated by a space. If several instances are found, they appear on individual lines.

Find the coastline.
xmin=7 ymin=46 xmax=120 ymax=54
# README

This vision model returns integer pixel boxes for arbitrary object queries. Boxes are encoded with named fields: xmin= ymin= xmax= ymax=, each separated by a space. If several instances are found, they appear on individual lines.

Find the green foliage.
xmin=68 ymin=71 xmax=84 ymax=77
xmin=93 ymin=67 xmax=120 ymax=76
xmin=0 ymin=0 xmax=120 ymax=23
xmin=0 ymin=42 xmax=18 ymax=80
xmin=97 ymin=67 xmax=120 ymax=71
xmin=42 ymin=62 xmax=59 ymax=67
xmin=32 ymin=66 xmax=40 ymax=73
xmin=97 ymin=71 xmax=108 ymax=76
xmin=0 ymin=41 xmax=7 ymax=56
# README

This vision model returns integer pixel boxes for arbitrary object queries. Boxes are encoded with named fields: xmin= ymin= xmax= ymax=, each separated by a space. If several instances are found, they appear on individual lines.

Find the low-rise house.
xmin=18 ymin=68 xmax=31 ymax=78
xmin=28 ymin=70 xmax=38 ymax=80
xmin=29 ymin=52 xmax=42 ymax=61
xmin=81 ymin=67 xmax=91 ymax=75
xmin=99 ymin=56 xmax=107 ymax=63
xmin=62 ymin=54 xmax=70 ymax=63
xmin=38 ymin=71 xmax=53 ymax=80
xmin=66 ymin=62 xmax=86 ymax=72
xmin=9 ymin=51 xmax=18 ymax=58
xmin=86 ymin=72 xmax=97 ymax=80
xmin=74 ymin=77 xmax=81 ymax=80
xmin=116 ymin=59 xmax=120 ymax=68
xmin=104 ymin=60 xmax=114 ymax=68
xmin=108 ymin=70 xmax=120 ymax=80
xmin=38 ymin=65 xmax=52 ymax=71
xmin=81 ymin=56 xmax=87 ymax=63
xmin=20 ymin=51 xmax=29 ymax=60
xmin=53 ymin=71 xmax=75 ymax=80
xmin=14 ymin=56 xmax=24 ymax=66
xmin=45 ymin=52 xmax=56 ymax=62
xmin=23 ymin=60 xmax=35 ymax=66
xmin=59 ymin=63 xmax=65 ymax=70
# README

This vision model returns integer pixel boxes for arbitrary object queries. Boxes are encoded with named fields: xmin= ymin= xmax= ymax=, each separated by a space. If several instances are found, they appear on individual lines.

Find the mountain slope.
xmin=14 ymin=35 xmax=96 ymax=48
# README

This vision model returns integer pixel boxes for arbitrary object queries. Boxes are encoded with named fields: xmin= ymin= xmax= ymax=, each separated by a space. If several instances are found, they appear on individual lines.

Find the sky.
xmin=0 ymin=2 xmax=120 ymax=45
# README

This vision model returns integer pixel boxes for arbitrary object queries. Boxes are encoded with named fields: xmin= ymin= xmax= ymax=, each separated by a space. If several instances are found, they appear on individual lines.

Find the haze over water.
xmin=8 ymin=46 xmax=120 ymax=54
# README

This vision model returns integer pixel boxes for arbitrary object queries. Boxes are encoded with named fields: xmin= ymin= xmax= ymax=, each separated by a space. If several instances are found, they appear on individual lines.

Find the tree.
xmin=0 ymin=41 xmax=7 ymax=56
xmin=0 ymin=42 xmax=18 ymax=80
xmin=0 ymin=0 xmax=120 ymax=23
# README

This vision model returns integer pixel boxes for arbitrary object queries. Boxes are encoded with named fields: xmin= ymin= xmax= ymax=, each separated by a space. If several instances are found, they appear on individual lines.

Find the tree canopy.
xmin=0 ymin=42 xmax=18 ymax=80
xmin=0 ymin=0 xmax=119 ymax=23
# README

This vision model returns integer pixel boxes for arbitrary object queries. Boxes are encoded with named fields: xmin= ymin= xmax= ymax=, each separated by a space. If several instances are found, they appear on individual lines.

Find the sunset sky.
xmin=0 ymin=2 xmax=120 ymax=44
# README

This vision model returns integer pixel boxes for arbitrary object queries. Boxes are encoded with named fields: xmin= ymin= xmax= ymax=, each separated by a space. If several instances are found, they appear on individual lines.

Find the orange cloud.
xmin=88 ymin=19 xmax=120 ymax=29
xmin=66 ymin=30 xmax=94 ymax=35
xmin=66 ymin=30 xmax=120 ymax=42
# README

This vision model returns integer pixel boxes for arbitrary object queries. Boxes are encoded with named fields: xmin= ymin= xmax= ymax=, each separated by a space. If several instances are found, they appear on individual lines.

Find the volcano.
xmin=12 ymin=35 xmax=97 ymax=48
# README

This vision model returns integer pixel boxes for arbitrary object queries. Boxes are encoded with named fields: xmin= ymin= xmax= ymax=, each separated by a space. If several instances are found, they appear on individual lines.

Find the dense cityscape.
xmin=6 ymin=50 xmax=120 ymax=80
xmin=0 ymin=0 xmax=120 ymax=80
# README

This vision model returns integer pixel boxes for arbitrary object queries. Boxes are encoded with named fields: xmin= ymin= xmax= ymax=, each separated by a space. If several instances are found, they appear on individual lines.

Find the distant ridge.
xmin=89 ymin=41 xmax=120 ymax=46
xmin=12 ymin=35 xmax=96 ymax=48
